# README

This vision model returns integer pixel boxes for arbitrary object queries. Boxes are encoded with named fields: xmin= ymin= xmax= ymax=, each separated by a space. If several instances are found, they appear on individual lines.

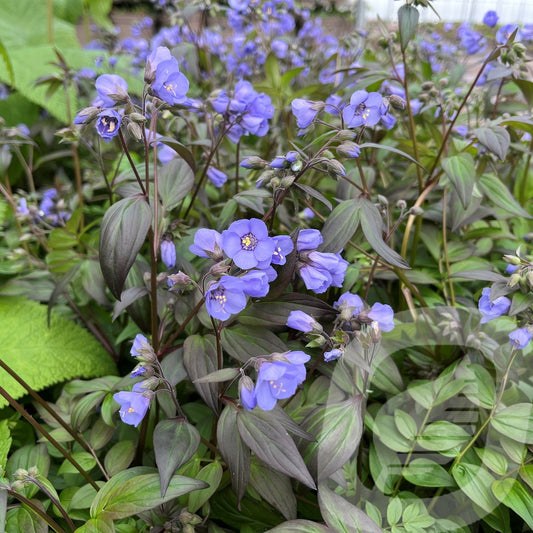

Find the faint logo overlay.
xmin=324 ymin=305 xmax=529 ymax=528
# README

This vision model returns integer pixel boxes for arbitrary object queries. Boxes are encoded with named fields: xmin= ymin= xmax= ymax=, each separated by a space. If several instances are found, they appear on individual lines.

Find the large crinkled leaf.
xmin=451 ymin=463 xmax=500 ymax=514
xmin=318 ymin=483 xmax=382 ymax=533
xmin=0 ymin=296 xmax=116 ymax=407
xmin=237 ymin=409 xmax=316 ymax=489
xmin=99 ymin=196 xmax=152 ymax=300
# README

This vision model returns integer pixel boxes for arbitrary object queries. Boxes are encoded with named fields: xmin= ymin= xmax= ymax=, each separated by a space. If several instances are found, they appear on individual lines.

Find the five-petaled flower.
xmin=509 ymin=327 xmax=532 ymax=349
xmin=95 ymin=110 xmax=122 ymax=142
xmin=342 ymin=90 xmax=384 ymax=128
xmin=205 ymin=275 xmax=247 ymax=321
xmin=222 ymin=218 xmax=275 ymax=270
xmin=113 ymin=382 xmax=151 ymax=427
xmin=478 ymin=287 xmax=511 ymax=323
xmin=150 ymin=50 xmax=189 ymax=105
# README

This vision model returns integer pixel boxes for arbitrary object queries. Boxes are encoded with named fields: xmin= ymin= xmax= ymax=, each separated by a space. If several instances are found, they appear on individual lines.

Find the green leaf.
xmin=419 ymin=421 xmax=470 ymax=451
xmin=221 ymin=325 xmax=288 ymax=363
xmin=0 ymin=38 xmax=14 ymax=86
xmin=217 ymin=405 xmax=250 ymax=503
xmin=0 ymin=420 xmax=11 ymax=471
xmin=368 ymin=441 xmax=401 ymax=495
xmin=58 ymin=452 xmax=96 ymax=475
xmin=0 ymin=296 xmax=115 ymax=407
xmin=301 ymin=397 xmax=363 ymax=482
xmin=402 ymin=458 xmax=455 ymax=488
xmin=478 ymin=174 xmax=532 ymax=218
xmin=266 ymin=520 xmax=332 ymax=532
xmin=455 ymin=363 xmax=495 ymax=409
xmin=153 ymin=418 xmax=200 ymax=497
xmin=473 ymin=126 xmax=510 ymax=160
xmin=237 ymin=409 xmax=316 ymax=489
xmin=474 ymin=448 xmax=508 ymax=476
xmin=398 ymin=4 xmax=419 ymax=52
xmin=104 ymin=441 xmax=135 ymax=478
xmin=394 ymin=409 xmax=418 ymax=440
xmin=90 ymin=467 xmax=207 ymax=520
xmin=85 ymin=0 xmax=113 ymax=30
xmin=158 ymin=158 xmax=195 ymax=211
xmin=509 ymin=292 xmax=533 ymax=316
xmin=318 ymin=483 xmax=382 ymax=533
xmin=387 ymin=497 xmax=402 ymax=525
xmin=250 ymin=458 xmax=297 ymax=521
xmin=193 ymin=368 xmax=240 ymax=384
xmin=492 ymin=478 xmax=533 ymax=530
xmin=441 ymin=153 xmax=476 ymax=209
xmin=6 ymin=504 xmax=48 ymax=533
xmin=183 ymin=335 xmax=219 ymax=413
xmin=187 ymin=461 xmax=223 ymax=513
xmin=99 ymin=196 xmax=152 ymax=300
xmin=373 ymin=414 xmax=412 ymax=452
xmin=74 ymin=516 xmax=115 ymax=533
xmin=360 ymin=199 xmax=410 ymax=269
xmin=319 ymin=199 xmax=360 ymax=254
xmin=6 ymin=444 xmax=49 ymax=499
xmin=491 ymin=403 xmax=533 ymax=443
xmin=451 ymin=463 xmax=500 ymax=514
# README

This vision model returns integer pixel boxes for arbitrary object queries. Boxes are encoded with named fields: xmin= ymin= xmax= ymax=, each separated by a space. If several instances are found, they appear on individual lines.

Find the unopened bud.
xmin=378 ymin=195 xmax=389 ymax=206
xmin=336 ymin=141 xmax=361 ymax=159
xmin=240 ymin=156 xmax=267 ymax=170
xmin=326 ymin=159 xmax=346 ymax=177
xmin=421 ymin=81 xmax=434 ymax=91
xmin=396 ymin=199 xmax=407 ymax=210
xmin=337 ymin=129 xmax=357 ymax=141
xmin=27 ymin=466 xmax=39 ymax=477
xmin=129 ymin=112 xmax=147 ymax=123
xmin=389 ymin=94 xmax=406 ymax=110
xmin=127 ymin=122 xmax=143 ymax=141
xmin=280 ymin=175 xmax=295 ymax=188
xmin=209 ymin=262 xmax=231 ymax=278
xmin=409 ymin=206 xmax=424 ymax=216
xmin=167 ymin=271 xmax=192 ymax=288
xmin=503 ymin=254 xmax=521 ymax=265
xmin=526 ymin=271 xmax=533 ymax=287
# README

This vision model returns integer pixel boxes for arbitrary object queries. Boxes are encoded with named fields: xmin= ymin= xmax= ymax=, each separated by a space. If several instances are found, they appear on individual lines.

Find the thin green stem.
xmin=519 ymin=136 xmax=533 ymax=205
xmin=30 ymin=477 xmax=76 ymax=532
xmin=118 ymin=130 xmax=147 ymax=196
xmin=441 ymin=187 xmax=455 ymax=306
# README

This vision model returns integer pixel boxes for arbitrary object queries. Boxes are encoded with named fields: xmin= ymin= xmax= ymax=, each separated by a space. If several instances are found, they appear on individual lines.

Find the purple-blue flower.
xmin=205 ymin=276 xmax=247 ymax=321
xmin=460 ymin=30 xmax=486 ymax=55
xmin=291 ymin=98 xmax=319 ymax=129
xmin=342 ymin=90 xmax=383 ymax=128
xmin=505 ymin=264 xmax=519 ymax=274
xmin=207 ymin=167 xmax=228 ymax=187
xmin=324 ymin=348 xmax=342 ymax=362
xmin=368 ymin=302 xmax=395 ymax=332
xmin=189 ymin=229 xmax=223 ymax=260
xmin=496 ymin=24 xmax=522 ymax=44
xmin=160 ymin=239 xmax=176 ymax=269
xmin=271 ymin=235 xmax=294 ymax=265
xmin=509 ymin=327 xmax=532 ymax=349
xmin=483 ymin=10 xmax=499 ymax=28
xmin=131 ymin=333 xmax=149 ymax=357
xmin=95 ymin=74 xmax=128 ymax=108
xmin=478 ymin=287 xmax=511 ymax=323
xmin=113 ymin=382 xmax=151 ymax=427
xmin=152 ymin=57 xmax=189 ymax=105
xmin=254 ymin=351 xmax=310 ymax=410
xmin=222 ymin=218 xmax=275 ymax=270
xmin=296 ymin=229 xmax=323 ymax=251
xmin=334 ymin=292 xmax=364 ymax=318
xmin=239 ymin=376 xmax=257 ymax=411
xmin=298 ymin=251 xmax=348 ymax=293
xmin=95 ymin=110 xmax=121 ymax=142
xmin=240 ymin=270 xmax=270 ymax=298
xmin=287 ymin=310 xmax=318 ymax=333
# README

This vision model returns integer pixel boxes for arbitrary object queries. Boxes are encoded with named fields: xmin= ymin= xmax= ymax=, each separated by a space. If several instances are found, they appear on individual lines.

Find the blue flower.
xmin=189 ymin=228 xmax=223 ymax=260
xmin=222 ymin=218 xmax=275 ymax=270
xmin=131 ymin=334 xmax=149 ymax=357
xmin=334 ymin=292 xmax=364 ymax=319
xmin=460 ymin=30 xmax=486 ymax=55
xmin=368 ymin=302 xmax=395 ymax=332
xmin=113 ymin=382 xmax=151 ymax=427
xmin=254 ymin=351 xmax=310 ymax=410
xmin=324 ymin=348 xmax=342 ymax=362
xmin=291 ymin=98 xmax=319 ymax=129
xmin=342 ymin=90 xmax=383 ymax=128
xmin=271 ymin=235 xmax=294 ymax=266
xmin=496 ymin=24 xmax=522 ymax=44
xmin=205 ymin=276 xmax=247 ymax=321
xmin=240 ymin=270 xmax=270 ymax=297
xmin=296 ymin=229 xmax=323 ymax=251
xmin=287 ymin=310 xmax=319 ymax=333
xmin=509 ymin=327 xmax=532 ymax=349
xmin=160 ymin=239 xmax=176 ymax=269
xmin=239 ymin=376 xmax=257 ymax=411
xmin=152 ymin=57 xmax=189 ymax=105
xmin=299 ymin=251 xmax=348 ymax=293
xmin=95 ymin=110 xmax=121 ymax=142
xmin=95 ymin=74 xmax=128 ymax=108
xmin=478 ymin=287 xmax=511 ymax=323
xmin=207 ymin=167 xmax=228 ymax=187
xmin=483 ymin=10 xmax=499 ymax=27
xmin=505 ymin=264 xmax=519 ymax=274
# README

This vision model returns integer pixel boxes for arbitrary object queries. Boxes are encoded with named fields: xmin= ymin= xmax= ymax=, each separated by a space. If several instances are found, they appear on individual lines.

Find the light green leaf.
xmin=158 ymin=158 xmax=195 ymax=211
xmin=188 ymin=462 xmax=223 ymax=514
xmin=491 ymin=403 xmax=533 ymax=443
xmin=0 ymin=420 xmax=11 ymax=471
xmin=104 ymin=441 xmax=135 ymax=478
xmin=419 ymin=421 xmax=470 ymax=451
xmin=402 ymin=458 xmax=455 ymax=488
xmin=0 ymin=296 xmax=115 ymax=407
xmin=492 ymin=478 xmax=533 ymax=530
xmin=451 ymin=463 xmax=499 ymax=514
xmin=473 ymin=126 xmax=510 ymax=160
xmin=266 ymin=520 xmax=332 ymax=533
xmin=478 ymin=174 xmax=532 ymax=218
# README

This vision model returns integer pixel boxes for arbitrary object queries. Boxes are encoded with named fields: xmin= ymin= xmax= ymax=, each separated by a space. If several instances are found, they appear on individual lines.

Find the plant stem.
xmin=118 ymin=130 xmax=147 ymax=196
xmin=0 ymin=386 xmax=99 ymax=490
xmin=31 ymin=477 xmax=76 ymax=532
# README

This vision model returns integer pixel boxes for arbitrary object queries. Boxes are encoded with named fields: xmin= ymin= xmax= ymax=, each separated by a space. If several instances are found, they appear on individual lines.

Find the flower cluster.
xmin=295 ymin=230 xmax=348 ymax=294
xmin=189 ymin=218 xmax=293 ymax=321
xmin=211 ymin=80 xmax=274 ymax=143
xmin=239 ymin=351 xmax=310 ymax=411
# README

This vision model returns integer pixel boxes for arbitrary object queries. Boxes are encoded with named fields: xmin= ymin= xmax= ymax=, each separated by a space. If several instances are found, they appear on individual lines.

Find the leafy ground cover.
xmin=1 ymin=0 xmax=533 ymax=531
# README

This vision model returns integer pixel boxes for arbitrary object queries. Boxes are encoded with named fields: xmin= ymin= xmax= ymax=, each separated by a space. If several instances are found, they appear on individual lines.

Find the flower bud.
xmin=167 ymin=271 xmax=192 ymax=288
xmin=209 ymin=262 xmax=232 ymax=278
xmin=129 ymin=112 xmax=147 ymax=123
xmin=326 ymin=159 xmax=346 ymax=177
xmin=280 ymin=175 xmax=295 ymax=188
xmin=337 ymin=129 xmax=357 ymax=141
xmin=127 ymin=122 xmax=143 ymax=141
xmin=389 ymin=94 xmax=406 ymax=110
xmin=396 ymin=199 xmax=407 ymax=210
xmin=240 ymin=156 xmax=267 ymax=170
xmin=503 ymin=254 xmax=521 ymax=265
xmin=409 ymin=206 xmax=424 ymax=216
xmin=13 ymin=469 xmax=28 ymax=480
xmin=336 ymin=141 xmax=361 ymax=159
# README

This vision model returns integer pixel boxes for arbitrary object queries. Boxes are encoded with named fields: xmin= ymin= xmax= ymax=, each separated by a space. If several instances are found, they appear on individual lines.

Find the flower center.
xmin=273 ymin=246 xmax=284 ymax=261
xmin=269 ymin=379 xmax=287 ymax=396
xmin=210 ymin=288 xmax=227 ymax=309
xmin=241 ymin=232 xmax=258 ymax=251
xmin=164 ymin=82 xmax=175 ymax=95
xmin=101 ymin=117 xmax=118 ymax=133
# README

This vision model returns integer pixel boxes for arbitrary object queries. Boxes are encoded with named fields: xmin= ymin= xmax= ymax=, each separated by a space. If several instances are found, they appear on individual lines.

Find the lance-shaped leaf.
xmin=441 ymin=153 xmax=476 ymax=209
xmin=154 ymin=418 xmax=201 ymax=497
xmin=398 ymin=4 xmax=419 ymax=52
xmin=152 ymin=136 xmax=196 ymax=173
xmin=451 ymin=463 xmax=500 ymax=514
xmin=493 ymin=478 xmax=533 ymax=530
xmin=250 ymin=458 xmax=297 ymax=520
xmin=318 ymin=483 xmax=382 ymax=533
xmin=90 ymin=466 xmax=207 ymax=520
xmin=360 ymin=199 xmax=410 ymax=269
xmin=188 ymin=462 xmax=223 ymax=513
xmin=267 ymin=520 xmax=332 ymax=533
xmin=99 ymin=195 xmax=152 ymax=300
xmin=158 ymin=158 xmax=195 ymax=211
xmin=217 ymin=405 xmax=250 ymax=503
xmin=319 ymin=198 xmax=360 ymax=254
xmin=183 ymin=334 xmax=219 ymax=413
xmin=301 ymin=397 xmax=363 ymax=482
xmin=491 ymin=403 xmax=533 ymax=444
xmin=221 ymin=325 xmax=288 ymax=363
xmin=478 ymin=173 xmax=532 ymax=218
xmin=473 ymin=126 xmax=510 ymax=160
xmin=237 ymin=409 xmax=316 ymax=489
